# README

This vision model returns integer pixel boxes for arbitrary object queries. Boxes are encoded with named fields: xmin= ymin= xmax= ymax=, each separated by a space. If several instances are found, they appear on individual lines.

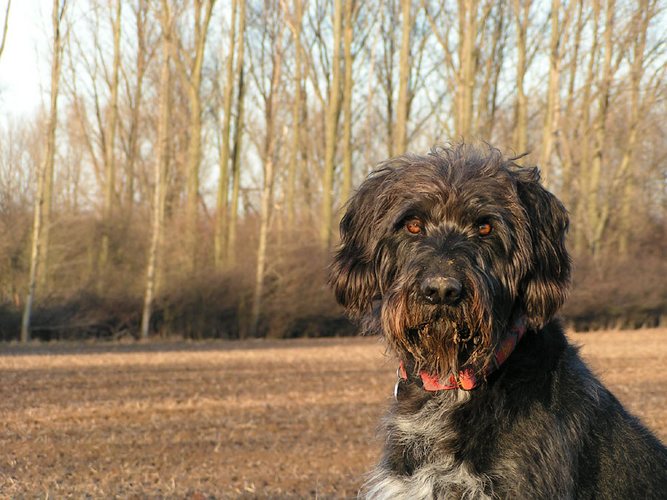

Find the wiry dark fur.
xmin=330 ymin=144 xmax=667 ymax=499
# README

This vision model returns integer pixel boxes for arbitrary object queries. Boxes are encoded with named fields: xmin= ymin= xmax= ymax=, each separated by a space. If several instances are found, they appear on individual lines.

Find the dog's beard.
xmin=379 ymin=272 xmax=500 ymax=380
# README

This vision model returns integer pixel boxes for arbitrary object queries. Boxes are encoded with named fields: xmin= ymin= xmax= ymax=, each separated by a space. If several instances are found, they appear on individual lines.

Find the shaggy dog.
xmin=330 ymin=145 xmax=667 ymax=499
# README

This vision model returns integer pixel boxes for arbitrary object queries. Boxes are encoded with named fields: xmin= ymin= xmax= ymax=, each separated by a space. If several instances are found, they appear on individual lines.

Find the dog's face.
xmin=330 ymin=146 xmax=570 ymax=378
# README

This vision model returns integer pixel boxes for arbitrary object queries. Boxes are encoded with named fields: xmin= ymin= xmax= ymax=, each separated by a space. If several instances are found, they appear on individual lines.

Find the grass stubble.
xmin=1 ymin=330 xmax=665 ymax=498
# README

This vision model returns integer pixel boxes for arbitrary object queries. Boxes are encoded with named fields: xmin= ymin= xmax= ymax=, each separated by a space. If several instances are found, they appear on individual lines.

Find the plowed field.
xmin=1 ymin=330 xmax=666 ymax=498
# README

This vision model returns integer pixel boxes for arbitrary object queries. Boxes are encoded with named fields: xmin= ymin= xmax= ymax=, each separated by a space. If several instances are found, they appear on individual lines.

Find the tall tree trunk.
xmin=615 ymin=0 xmax=651 ymax=255
xmin=250 ymin=40 xmax=283 ymax=337
xmin=512 ymin=0 xmax=530 ymax=153
xmin=587 ymin=0 xmax=614 ymax=256
xmin=423 ymin=0 xmax=467 ymax=138
xmin=141 ymin=2 xmax=172 ymax=340
xmin=539 ymin=0 xmax=563 ymax=181
xmin=181 ymin=0 xmax=215 ymax=273
xmin=0 ymin=0 xmax=10 ymax=60
xmin=226 ymin=66 xmax=245 ymax=269
xmin=320 ymin=0 xmax=343 ymax=249
xmin=364 ymin=21 xmax=379 ymax=168
xmin=460 ymin=0 xmax=478 ymax=139
xmin=125 ymin=0 xmax=149 ymax=211
xmin=214 ymin=0 xmax=238 ymax=270
xmin=99 ymin=0 xmax=122 ymax=285
xmin=380 ymin=4 xmax=397 ymax=157
xmin=225 ymin=0 xmax=246 ymax=269
xmin=22 ymin=0 xmax=67 ymax=342
xmin=573 ymin=0 xmax=599 ymax=254
xmin=340 ymin=0 xmax=355 ymax=207
xmin=286 ymin=0 xmax=303 ymax=229
xmin=394 ymin=0 xmax=411 ymax=154
xmin=560 ymin=0 xmax=584 ymax=212
xmin=22 ymin=166 xmax=46 ymax=343
xmin=476 ymin=3 xmax=505 ymax=138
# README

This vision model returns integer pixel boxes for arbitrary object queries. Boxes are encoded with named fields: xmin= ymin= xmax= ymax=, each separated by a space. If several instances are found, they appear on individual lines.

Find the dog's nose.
xmin=420 ymin=276 xmax=462 ymax=305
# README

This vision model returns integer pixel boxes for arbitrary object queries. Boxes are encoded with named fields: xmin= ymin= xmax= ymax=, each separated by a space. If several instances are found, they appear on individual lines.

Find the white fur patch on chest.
xmin=364 ymin=391 xmax=494 ymax=499
xmin=364 ymin=462 xmax=492 ymax=500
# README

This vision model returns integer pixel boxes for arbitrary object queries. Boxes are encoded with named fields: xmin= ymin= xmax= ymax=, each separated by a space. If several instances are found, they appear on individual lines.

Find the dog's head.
xmin=329 ymin=144 xmax=570 ymax=377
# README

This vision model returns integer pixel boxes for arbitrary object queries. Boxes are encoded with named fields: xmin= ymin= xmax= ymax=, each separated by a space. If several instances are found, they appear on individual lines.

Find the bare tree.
xmin=122 ymin=0 xmax=152 ymax=211
xmin=423 ymin=0 xmax=485 ymax=139
xmin=475 ymin=2 xmax=507 ymax=139
xmin=250 ymin=8 xmax=284 ymax=337
xmin=98 ymin=0 xmax=122 ymax=283
xmin=0 ymin=0 xmax=10 ymax=60
xmin=586 ymin=0 xmax=615 ymax=256
xmin=512 ymin=0 xmax=532 ymax=153
xmin=141 ymin=0 xmax=172 ymax=340
xmin=320 ymin=0 xmax=343 ymax=249
xmin=173 ymin=0 xmax=216 ymax=272
xmin=214 ymin=0 xmax=239 ymax=270
xmin=225 ymin=0 xmax=246 ymax=269
xmin=378 ymin=2 xmax=398 ymax=156
xmin=612 ymin=0 xmax=661 ymax=254
xmin=539 ymin=0 xmax=574 ymax=177
xmin=283 ymin=0 xmax=304 ymax=228
xmin=558 ymin=0 xmax=584 ymax=210
xmin=570 ymin=0 xmax=599 ymax=253
xmin=394 ymin=0 xmax=412 ymax=154
xmin=340 ymin=0 xmax=358 ymax=207
xmin=458 ymin=0 xmax=480 ymax=139
xmin=21 ymin=0 xmax=68 ymax=342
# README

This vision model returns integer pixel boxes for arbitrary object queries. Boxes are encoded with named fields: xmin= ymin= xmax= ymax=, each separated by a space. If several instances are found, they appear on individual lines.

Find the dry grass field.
xmin=1 ymin=329 xmax=666 ymax=498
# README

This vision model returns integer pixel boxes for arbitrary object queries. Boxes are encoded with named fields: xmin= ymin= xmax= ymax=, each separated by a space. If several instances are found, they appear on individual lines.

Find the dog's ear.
xmin=513 ymin=166 xmax=571 ymax=328
xmin=329 ymin=174 xmax=387 ymax=317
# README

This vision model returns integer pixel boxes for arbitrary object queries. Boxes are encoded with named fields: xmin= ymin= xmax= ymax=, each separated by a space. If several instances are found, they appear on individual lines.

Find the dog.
xmin=329 ymin=144 xmax=667 ymax=499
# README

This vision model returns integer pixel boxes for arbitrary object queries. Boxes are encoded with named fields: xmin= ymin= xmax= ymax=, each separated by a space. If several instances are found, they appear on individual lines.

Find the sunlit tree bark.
xmin=613 ymin=0 xmax=657 ymax=255
xmin=560 ymin=0 xmax=584 ymax=211
xmin=540 ymin=0 xmax=574 ymax=181
xmin=21 ymin=0 xmax=67 ymax=342
xmin=226 ymin=65 xmax=245 ymax=269
xmin=394 ymin=0 xmax=412 ymax=154
xmin=214 ymin=0 xmax=238 ymax=270
xmin=174 ymin=0 xmax=216 ymax=272
xmin=285 ymin=0 xmax=304 ymax=228
xmin=320 ymin=0 xmax=342 ymax=249
xmin=123 ymin=0 xmax=150 ymax=211
xmin=587 ymin=0 xmax=614 ymax=256
xmin=512 ymin=0 xmax=531 ymax=153
xmin=340 ymin=0 xmax=356 ymax=207
xmin=225 ymin=1 xmax=246 ymax=270
xmin=0 ymin=0 xmax=10 ymax=60
xmin=250 ymin=21 xmax=283 ymax=337
xmin=99 ymin=0 xmax=122 ymax=284
xmin=141 ymin=0 xmax=172 ymax=340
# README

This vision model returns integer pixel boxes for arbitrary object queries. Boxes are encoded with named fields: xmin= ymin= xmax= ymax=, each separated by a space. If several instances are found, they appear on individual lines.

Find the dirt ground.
xmin=1 ymin=329 xmax=666 ymax=498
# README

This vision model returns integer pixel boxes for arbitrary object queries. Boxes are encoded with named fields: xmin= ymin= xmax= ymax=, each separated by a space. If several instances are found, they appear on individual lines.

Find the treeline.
xmin=0 ymin=0 xmax=665 ymax=342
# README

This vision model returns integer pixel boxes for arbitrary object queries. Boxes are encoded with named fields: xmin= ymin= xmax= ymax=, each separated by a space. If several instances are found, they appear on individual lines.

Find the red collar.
xmin=397 ymin=317 xmax=527 ymax=393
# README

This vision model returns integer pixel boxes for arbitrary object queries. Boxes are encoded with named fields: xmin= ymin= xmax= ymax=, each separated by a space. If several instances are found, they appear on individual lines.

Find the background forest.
xmin=0 ymin=0 xmax=665 ymax=342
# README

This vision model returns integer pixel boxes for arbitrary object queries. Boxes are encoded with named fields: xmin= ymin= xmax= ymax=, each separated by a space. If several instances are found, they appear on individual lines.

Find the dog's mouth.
xmin=408 ymin=313 xmax=481 ymax=348
xmin=401 ymin=310 xmax=474 ymax=366
xmin=406 ymin=309 xmax=475 ymax=344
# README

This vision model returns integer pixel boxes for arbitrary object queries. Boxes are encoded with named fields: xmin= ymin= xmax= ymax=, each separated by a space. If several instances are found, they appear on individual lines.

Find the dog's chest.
xmin=367 ymin=395 xmax=496 ymax=499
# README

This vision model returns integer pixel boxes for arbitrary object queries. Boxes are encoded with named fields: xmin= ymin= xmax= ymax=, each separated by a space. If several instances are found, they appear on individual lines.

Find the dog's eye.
xmin=478 ymin=222 xmax=492 ymax=236
xmin=405 ymin=218 xmax=424 ymax=235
